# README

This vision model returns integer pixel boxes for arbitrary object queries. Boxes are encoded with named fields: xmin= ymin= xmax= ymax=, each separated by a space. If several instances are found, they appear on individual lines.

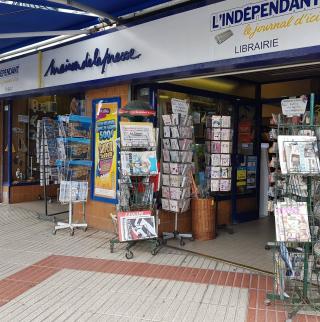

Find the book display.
xmin=109 ymin=104 xmax=161 ymax=259
xmin=161 ymin=98 xmax=194 ymax=246
xmin=267 ymin=93 xmax=320 ymax=318
xmin=53 ymin=115 xmax=92 ymax=236
xmin=205 ymin=115 xmax=232 ymax=192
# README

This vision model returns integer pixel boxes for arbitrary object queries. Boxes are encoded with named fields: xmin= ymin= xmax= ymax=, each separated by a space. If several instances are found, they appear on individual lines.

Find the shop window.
xmin=2 ymin=103 xmax=9 ymax=183
xmin=10 ymin=94 xmax=84 ymax=185
xmin=261 ymin=79 xmax=312 ymax=99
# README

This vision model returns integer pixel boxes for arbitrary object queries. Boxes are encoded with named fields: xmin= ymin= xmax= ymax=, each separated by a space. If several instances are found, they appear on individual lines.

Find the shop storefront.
xmin=2 ymin=0 xmax=320 ymax=270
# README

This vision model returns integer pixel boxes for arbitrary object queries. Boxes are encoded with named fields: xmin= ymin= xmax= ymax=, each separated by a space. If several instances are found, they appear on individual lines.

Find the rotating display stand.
xmin=53 ymin=115 xmax=92 ymax=236
xmin=161 ymin=102 xmax=194 ymax=246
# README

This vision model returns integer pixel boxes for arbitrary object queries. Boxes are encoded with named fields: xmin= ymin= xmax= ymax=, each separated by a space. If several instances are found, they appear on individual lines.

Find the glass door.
xmin=232 ymin=100 xmax=261 ymax=223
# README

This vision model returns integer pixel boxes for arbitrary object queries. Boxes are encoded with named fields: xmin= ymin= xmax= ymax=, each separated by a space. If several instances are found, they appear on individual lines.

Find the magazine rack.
xmin=109 ymin=120 xmax=161 ymax=259
xmin=53 ymin=115 xmax=92 ymax=236
xmin=267 ymin=93 xmax=320 ymax=319
xmin=37 ymin=117 xmax=70 ymax=219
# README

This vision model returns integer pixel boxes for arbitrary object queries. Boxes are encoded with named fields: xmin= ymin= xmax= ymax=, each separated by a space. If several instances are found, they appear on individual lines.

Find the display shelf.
xmin=53 ymin=114 xmax=92 ymax=236
xmin=161 ymin=104 xmax=194 ymax=246
xmin=267 ymin=93 xmax=320 ymax=319
xmin=110 ymin=116 xmax=161 ymax=259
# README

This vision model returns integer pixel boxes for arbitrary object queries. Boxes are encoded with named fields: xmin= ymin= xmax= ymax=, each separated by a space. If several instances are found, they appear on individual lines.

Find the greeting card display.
xmin=161 ymin=110 xmax=193 ymax=212
xmin=205 ymin=114 xmax=232 ymax=192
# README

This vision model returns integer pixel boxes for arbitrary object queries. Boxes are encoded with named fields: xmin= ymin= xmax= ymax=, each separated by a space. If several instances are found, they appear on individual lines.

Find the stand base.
xmin=53 ymin=222 xmax=87 ymax=236
xmin=162 ymin=231 xmax=194 ymax=246
xmin=110 ymin=238 xmax=161 ymax=259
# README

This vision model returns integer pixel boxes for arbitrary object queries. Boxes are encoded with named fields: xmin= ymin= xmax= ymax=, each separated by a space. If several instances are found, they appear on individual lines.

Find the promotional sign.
xmin=92 ymin=97 xmax=120 ymax=202
xmin=171 ymin=98 xmax=190 ymax=115
xmin=281 ymin=97 xmax=308 ymax=116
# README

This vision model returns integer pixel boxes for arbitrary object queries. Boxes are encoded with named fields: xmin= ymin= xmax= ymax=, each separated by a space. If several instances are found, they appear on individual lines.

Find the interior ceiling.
xmin=229 ymin=63 xmax=320 ymax=84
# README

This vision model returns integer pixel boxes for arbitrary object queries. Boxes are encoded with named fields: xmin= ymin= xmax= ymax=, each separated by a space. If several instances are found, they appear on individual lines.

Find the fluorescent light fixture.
xmin=0 ymin=23 xmax=116 ymax=61
xmin=158 ymin=61 xmax=320 ymax=83
xmin=0 ymin=0 xmax=98 ymax=16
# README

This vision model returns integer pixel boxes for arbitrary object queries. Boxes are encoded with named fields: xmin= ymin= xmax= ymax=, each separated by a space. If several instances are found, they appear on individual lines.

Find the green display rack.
xmin=267 ymin=93 xmax=320 ymax=320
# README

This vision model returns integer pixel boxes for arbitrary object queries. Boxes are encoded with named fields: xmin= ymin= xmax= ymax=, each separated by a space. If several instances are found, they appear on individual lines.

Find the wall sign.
xmin=44 ymin=47 xmax=141 ymax=77
xmin=92 ymin=97 xmax=120 ymax=203
xmin=0 ymin=54 xmax=38 ymax=95
xmin=2 ymin=0 xmax=320 ymax=95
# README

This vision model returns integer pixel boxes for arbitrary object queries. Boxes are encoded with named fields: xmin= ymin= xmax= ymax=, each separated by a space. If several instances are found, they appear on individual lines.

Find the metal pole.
xmin=42 ymin=121 xmax=48 ymax=217
xmin=304 ymin=92 xmax=315 ymax=298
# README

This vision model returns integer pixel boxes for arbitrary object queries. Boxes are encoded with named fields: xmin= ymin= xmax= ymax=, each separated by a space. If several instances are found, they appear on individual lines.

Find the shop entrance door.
xmin=232 ymin=101 xmax=261 ymax=223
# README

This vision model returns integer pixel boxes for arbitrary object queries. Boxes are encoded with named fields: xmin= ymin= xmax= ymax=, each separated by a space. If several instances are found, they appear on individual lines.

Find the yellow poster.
xmin=237 ymin=169 xmax=247 ymax=181
xmin=93 ymin=98 xmax=120 ymax=202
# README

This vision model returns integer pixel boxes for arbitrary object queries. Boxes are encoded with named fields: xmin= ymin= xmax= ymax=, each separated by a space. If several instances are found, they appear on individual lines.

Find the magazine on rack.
xmin=221 ymin=154 xmax=231 ymax=166
xmin=211 ymin=141 xmax=221 ymax=153
xmin=221 ymin=129 xmax=232 ymax=141
xmin=120 ymin=122 xmax=155 ymax=148
xmin=278 ymin=135 xmax=320 ymax=174
xmin=162 ymin=115 xmax=172 ymax=126
xmin=220 ymin=179 xmax=231 ymax=191
xmin=162 ymin=174 xmax=170 ymax=186
xmin=161 ymin=198 xmax=170 ymax=210
xmin=221 ymin=116 xmax=231 ymax=128
xmin=59 ymin=181 xmax=88 ymax=203
xmin=163 ymin=139 xmax=171 ymax=150
xmin=274 ymin=201 xmax=311 ymax=242
xmin=179 ymin=139 xmax=193 ymax=150
xmin=120 ymin=151 xmax=158 ymax=176
xmin=118 ymin=211 xmax=157 ymax=242
xmin=211 ymin=179 xmax=220 ymax=192
xmin=170 ymin=139 xmax=180 ymax=150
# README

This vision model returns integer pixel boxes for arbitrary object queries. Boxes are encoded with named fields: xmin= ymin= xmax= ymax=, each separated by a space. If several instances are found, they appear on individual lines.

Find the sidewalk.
xmin=0 ymin=204 xmax=318 ymax=322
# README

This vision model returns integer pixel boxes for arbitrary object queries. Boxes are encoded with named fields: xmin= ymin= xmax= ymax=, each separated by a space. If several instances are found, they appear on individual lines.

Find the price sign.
xmin=281 ymin=98 xmax=307 ymax=116
xmin=171 ymin=98 xmax=189 ymax=115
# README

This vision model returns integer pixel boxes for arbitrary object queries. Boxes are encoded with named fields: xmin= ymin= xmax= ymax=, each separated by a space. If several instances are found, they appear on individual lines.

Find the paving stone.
xmin=0 ymin=204 xmax=317 ymax=322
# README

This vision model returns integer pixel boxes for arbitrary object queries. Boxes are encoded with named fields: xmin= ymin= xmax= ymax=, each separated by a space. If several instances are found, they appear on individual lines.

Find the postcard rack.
xmin=53 ymin=115 xmax=92 ymax=236
xmin=267 ymin=93 xmax=320 ymax=319
xmin=109 ymin=120 xmax=161 ymax=259
xmin=36 ymin=117 xmax=70 ymax=219
xmin=161 ymin=103 xmax=194 ymax=246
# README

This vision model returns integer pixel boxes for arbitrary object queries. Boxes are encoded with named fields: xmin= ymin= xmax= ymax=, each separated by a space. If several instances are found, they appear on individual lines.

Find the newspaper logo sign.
xmin=281 ymin=98 xmax=307 ymax=116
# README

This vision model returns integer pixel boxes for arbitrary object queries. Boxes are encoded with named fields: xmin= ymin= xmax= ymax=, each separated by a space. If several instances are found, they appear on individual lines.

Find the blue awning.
xmin=0 ymin=0 xmax=172 ymax=54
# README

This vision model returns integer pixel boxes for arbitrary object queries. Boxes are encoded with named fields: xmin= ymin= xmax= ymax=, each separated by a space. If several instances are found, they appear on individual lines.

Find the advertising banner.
xmin=92 ymin=97 xmax=120 ymax=202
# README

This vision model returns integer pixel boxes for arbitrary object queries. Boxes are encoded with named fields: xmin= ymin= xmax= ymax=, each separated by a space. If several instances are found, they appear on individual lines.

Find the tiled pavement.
xmin=0 ymin=204 xmax=319 ymax=321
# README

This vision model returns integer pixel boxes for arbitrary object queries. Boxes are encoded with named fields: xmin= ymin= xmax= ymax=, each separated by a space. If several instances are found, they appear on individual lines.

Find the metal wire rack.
xmin=267 ymin=94 xmax=320 ymax=320
xmin=53 ymin=115 xmax=92 ymax=236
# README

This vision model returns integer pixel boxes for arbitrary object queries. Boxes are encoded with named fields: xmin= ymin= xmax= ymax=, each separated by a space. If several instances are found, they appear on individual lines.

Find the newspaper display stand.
xmin=53 ymin=115 xmax=92 ymax=236
xmin=109 ymin=116 xmax=161 ymax=259
xmin=267 ymin=94 xmax=320 ymax=320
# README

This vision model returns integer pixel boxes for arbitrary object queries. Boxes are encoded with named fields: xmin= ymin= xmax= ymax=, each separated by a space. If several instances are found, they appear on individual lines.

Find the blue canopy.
xmin=0 ymin=0 xmax=171 ymax=54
